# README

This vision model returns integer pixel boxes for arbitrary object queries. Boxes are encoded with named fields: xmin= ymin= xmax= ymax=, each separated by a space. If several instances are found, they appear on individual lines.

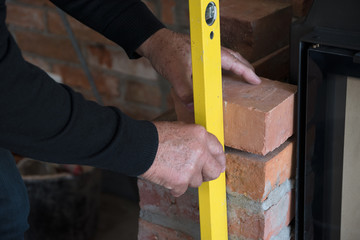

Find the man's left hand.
xmin=136 ymin=28 xmax=261 ymax=109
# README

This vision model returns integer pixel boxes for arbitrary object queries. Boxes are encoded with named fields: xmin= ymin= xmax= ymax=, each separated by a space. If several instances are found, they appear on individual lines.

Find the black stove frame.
xmin=292 ymin=1 xmax=360 ymax=239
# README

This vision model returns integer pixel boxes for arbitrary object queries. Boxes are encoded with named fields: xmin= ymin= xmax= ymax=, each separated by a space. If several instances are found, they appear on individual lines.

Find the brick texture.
xmin=223 ymin=76 xmax=296 ymax=155
xmin=85 ymin=44 xmax=158 ymax=81
xmin=292 ymin=0 xmax=314 ymax=17
xmin=53 ymin=64 xmax=122 ymax=97
xmin=125 ymin=81 xmax=162 ymax=107
xmin=23 ymin=54 xmax=52 ymax=72
xmin=6 ymin=0 xmax=299 ymax=239
xmin=138 ymin=179 xmax=200 ymax=223
xmin=228 ymin=190 xmax=295 ymax=240
xmin=220 ymin=0 xmax=292 ymax=62
xmin=226 ymin=140 xmax=295 ymax=201
xmin=13 ymin=30 xmax=78 ymax=62
xmin=173 ymin=76 xmax=297 ymax=155
xmin=6 ymin=0 xmax=169 ymax=120
xmin=252 ymin=45 xmax=290 ymax=81
xmin=138 ymin=219 xmax=194 ymax=240
xmin=6 ymin=3 xmax=45 ymax=30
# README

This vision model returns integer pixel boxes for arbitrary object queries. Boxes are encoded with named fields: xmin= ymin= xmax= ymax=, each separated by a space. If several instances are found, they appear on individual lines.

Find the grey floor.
xmin=95 ymin=194 xmax=140 ymax=240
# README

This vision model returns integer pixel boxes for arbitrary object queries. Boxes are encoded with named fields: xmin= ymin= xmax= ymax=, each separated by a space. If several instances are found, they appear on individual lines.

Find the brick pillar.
xmin=139 ymin=74 xmax=297 ymax=239
xmin=137 ymin=0 xmax=305 ymax=238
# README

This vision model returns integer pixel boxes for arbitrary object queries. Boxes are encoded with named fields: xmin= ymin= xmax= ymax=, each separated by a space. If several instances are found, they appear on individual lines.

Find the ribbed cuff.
xmin=111 ymin=110 xmax=159 ymax=176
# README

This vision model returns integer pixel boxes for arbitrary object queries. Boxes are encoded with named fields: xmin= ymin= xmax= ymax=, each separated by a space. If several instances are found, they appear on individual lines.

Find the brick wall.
xmin=5 ymin=0 xmax=310 ymax=239
xmin=5 ymin=0 xmax=173 ymax=120
xmin=140 ymin=74 xmax=297 ymax=239
xmin=5 ymin=0 xmax=311 ymax=119
xmin=138 ymin=0 xmax=304 ymax=239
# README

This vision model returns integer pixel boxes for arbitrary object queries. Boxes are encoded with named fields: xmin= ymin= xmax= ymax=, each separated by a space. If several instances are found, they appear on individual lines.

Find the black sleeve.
xmin=0 ymin=4 xmax=158 ymax=176
xmin=50 ymin=0 xmax=165 ymax=58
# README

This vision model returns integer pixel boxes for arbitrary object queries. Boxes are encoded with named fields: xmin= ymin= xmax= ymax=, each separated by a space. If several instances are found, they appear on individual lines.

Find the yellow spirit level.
xmin=189 ymin=1 xmax=228 ymax=239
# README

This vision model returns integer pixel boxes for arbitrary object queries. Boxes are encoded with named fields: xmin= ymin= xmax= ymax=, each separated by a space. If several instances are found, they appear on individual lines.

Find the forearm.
xmin=0 ymin=27 xmax=157 ymax=176
xmin=50 ymin=0 xmax=165 ymax=58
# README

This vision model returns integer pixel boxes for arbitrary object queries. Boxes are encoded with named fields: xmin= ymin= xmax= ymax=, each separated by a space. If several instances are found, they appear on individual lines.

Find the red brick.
xmin=143 ymin=0 xmax=160 ymax=17
xmin=220 ymin=0 xmax=292 ymax=62
xmin=171 ymin=88 xmax=194 ymax=123
xmin=228 ymin=190 xmax=294 ymax=240
xmin=160 ymin=0 xmax=176 ymax=25
xmin=13 ymin=30 xmax=78 ymax=62
xmin=47 ymin=10 xmax=115 ymax=46
xmin=223 ymin=76 xmax=296 ymax=155
xmin=292 ymin=0 xmax=314 ymax=17
xmin=138 ymin=179 xmax=199 ymax=223
xmin=23 ymin=54 xmax=51 ymax=72
xmin=52 ymin=64 xmax=121 ymax=98
xmin=120 ymin=103 xmax=163 ymax=121
xmin=173 ymin=76 xmax=297 ymax=155
xmin=138 ymin=219 xmax=193 ymax=240
xmin=6 ymin=3 xmax=45 ymax=30
xmin=125 ymin=81 xmax=162 ymax=107
xmin=85 ymin=44 xmax=158 ymax=80
xmin=252 ymin=45 xmax=290 ymax=81
xmin=226 ymin=140 xmax=295 ymax=201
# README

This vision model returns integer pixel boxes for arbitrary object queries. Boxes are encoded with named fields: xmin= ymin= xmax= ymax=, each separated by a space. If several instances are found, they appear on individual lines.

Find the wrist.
xmin=136 ymin=28 xmax=170 ymax=59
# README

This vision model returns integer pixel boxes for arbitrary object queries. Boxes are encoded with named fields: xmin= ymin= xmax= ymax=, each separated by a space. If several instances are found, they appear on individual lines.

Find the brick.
xmin=120 ymin=103 xmax=163 ymax=120
xmin=171 ymin=88 xmax=194 ymax=123
xmin=138 ymin=178 xmax=199 ymax=223
xmin=223 ymin=76 xmax=296 ymax=155
xmin=138 ymin=219 xmax=193 ymax=240
xmin=47 ymin=10 xmax=115 ymax=46
xmin=125 ymin=81 xmax=162 ymax=107
xmin=13 ymin=30 xmax=78 ymax=62
xmin=173 ymin=76 xmax=297 ymax=155
xmin=252 ymin=45 xmax=290 ymax=81
xmin=23 ymin=54 xmax=52 ymax=72
xmin=228 ymin=190 xmax=295 ymax=240
xmin=220 ymin=0 xmax=292 ymax=62
xmin=292 ymin=0 xmax=314 ymax=17
xmin=85 ymin=44 xmax=158 ymax=81
xmin=52 ymin=64 xmax=121 ymax=98
xmin=6 ymin=3 xmax=45 ymax=30
xmin=143 ymin=0 xmax=161 ymax=17
xmin=226 ymin=139 xmax=295 ymax=202
xmin=160 ymin=0 xmax=176 ymax=25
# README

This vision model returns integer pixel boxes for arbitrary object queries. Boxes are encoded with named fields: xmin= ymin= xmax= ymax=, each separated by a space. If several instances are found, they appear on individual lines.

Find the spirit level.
xmin=188 ymin=1 xmax=228 ymax=239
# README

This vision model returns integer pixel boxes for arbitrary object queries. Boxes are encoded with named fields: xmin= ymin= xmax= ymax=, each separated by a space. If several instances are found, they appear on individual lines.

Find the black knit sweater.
xmin=0 ymin=0 xmax=165 ymax=176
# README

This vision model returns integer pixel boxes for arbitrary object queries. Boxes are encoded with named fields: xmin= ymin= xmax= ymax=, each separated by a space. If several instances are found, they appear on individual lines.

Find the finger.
xmin=189 ymin=173 xmax=203 ymax=188
xmin=201 ymin=153 xmax=223 ymax=182
xmin=221 ymin=50 xmax=261 ymax=85
xmin=222 ymin=47 xmax=254 ymax=70
xmin=170 ymin=184 xmax=188 ymax=197
xmin=172 ymin=76 xmax=194 ymax=107
xmin=205 ymin=132 xmax=226 ymax=169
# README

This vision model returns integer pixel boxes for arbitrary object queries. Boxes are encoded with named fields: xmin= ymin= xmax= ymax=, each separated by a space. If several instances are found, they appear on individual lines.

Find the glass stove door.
xmin=303 ymin=47 xmax=360 ymax=240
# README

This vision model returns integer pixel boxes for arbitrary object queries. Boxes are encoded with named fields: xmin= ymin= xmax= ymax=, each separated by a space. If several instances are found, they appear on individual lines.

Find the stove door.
xmin=297 ymin=45 xmax=360 ymax=240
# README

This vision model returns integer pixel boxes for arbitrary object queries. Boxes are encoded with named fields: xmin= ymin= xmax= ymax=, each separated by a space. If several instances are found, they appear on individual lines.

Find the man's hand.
xmin=141 ymin=121 xmax=226 ymax=197
xmin=136 ymin=28 xmax=261 ymax=108
xmin=137 ymin=28 xmax=259 ymax=197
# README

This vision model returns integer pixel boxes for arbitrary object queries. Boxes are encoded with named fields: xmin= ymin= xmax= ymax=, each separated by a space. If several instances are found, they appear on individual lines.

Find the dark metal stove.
xmin=291 ymin=0 xmax=360 ymax=239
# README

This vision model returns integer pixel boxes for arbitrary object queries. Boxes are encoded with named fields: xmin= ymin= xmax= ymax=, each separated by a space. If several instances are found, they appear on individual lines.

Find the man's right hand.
xmin=141 ymin=121 xmax=226 ymax=197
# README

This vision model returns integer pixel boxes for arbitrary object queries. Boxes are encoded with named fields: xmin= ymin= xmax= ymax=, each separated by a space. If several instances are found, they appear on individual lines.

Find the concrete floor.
xmin=95 ymin=194 xmax=140 ymax=240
